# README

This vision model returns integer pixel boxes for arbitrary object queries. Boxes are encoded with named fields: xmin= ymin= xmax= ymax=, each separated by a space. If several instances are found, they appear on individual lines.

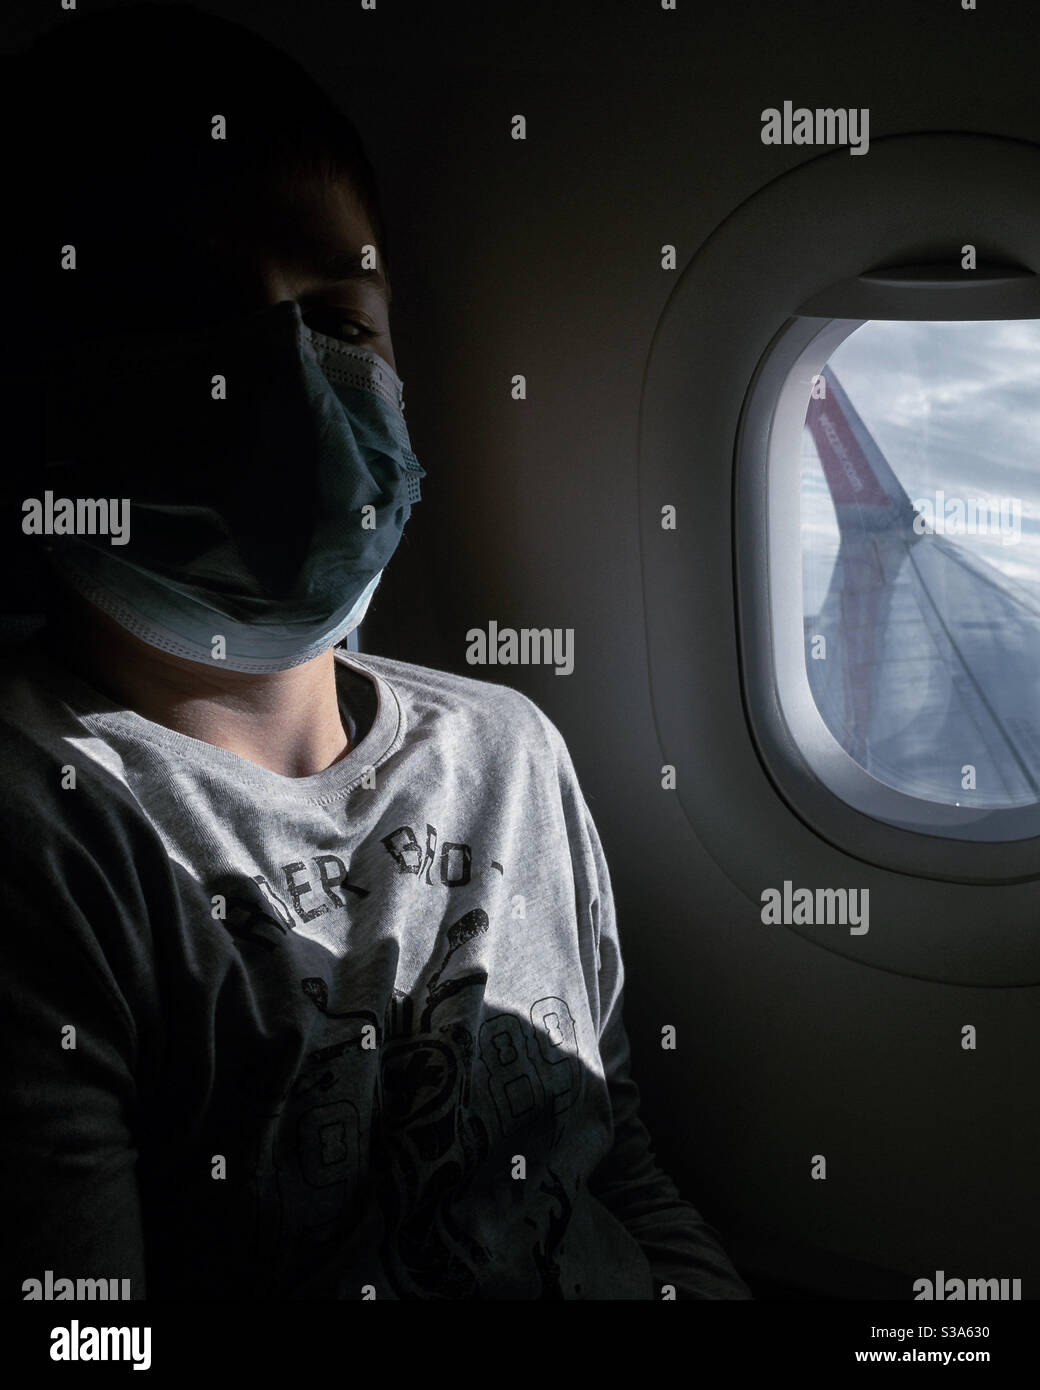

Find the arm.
xmin=0 ymin=788 xmax=148 ymax=1301
xmin=589 ymin=965 xmax=753 ymax=1299
xmin=553 ymin=733 xmax=751 ymax=1299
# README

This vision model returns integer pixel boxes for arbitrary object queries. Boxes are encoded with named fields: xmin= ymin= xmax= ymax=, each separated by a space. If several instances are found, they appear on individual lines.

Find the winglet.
xmin=806 ymin=367 xmax=917 ymax=533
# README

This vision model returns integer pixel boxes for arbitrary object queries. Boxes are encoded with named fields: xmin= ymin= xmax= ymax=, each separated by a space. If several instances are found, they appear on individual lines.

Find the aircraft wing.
xmin=803 ymin=367 xmax=1040 ymax=808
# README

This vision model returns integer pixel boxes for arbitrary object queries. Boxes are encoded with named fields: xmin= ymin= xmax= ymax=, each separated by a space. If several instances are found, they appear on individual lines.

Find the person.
xmin=0 ymin=1 xmax=751 ymax=1300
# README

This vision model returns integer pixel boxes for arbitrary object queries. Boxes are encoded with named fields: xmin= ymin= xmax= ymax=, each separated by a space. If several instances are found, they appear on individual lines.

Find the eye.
xmin=302 ymin=309 xmax=374 ymax=343
xmin=333 ymin=320 xmax=373 ymax=342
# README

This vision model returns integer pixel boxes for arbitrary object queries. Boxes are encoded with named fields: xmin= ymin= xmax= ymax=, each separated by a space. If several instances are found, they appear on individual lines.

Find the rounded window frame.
xmin=736 ymin=288 xmax=1040 ymax=880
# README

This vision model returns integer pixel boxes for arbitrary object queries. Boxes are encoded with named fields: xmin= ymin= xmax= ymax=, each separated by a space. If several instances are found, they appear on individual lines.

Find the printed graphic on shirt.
xmin=373 ymin=968 xmax=583 ymax=1299
xmin=215 ymin=848 xmax=586 ymax=1299
xmin=216 ymin=820 xmax=485 ymax=953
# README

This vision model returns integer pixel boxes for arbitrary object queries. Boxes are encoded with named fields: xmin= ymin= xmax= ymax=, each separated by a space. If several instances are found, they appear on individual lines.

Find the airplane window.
xmin=800 ymin=320 xmax=1040 ymax=811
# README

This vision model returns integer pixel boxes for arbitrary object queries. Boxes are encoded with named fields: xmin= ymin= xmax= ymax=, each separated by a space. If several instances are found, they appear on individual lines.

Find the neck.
xmin=50 ymin=585 xmax=350 ymax=778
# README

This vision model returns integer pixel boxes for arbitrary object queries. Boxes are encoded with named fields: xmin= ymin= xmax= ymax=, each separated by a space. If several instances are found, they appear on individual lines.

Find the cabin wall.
xmin=11 ymin=0 xmax=1039 ymax=1296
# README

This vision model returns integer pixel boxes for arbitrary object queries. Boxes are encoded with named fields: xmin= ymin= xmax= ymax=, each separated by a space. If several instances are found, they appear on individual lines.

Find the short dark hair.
xmin=13 ymin=2 xmax=390 ymax=334
xmin=1 ymin=2 xmax=390 ymax=629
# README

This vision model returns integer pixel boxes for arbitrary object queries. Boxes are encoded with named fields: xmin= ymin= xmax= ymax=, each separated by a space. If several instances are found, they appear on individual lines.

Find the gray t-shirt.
xmin=0 ymin=636 xmax=749 ymax=1300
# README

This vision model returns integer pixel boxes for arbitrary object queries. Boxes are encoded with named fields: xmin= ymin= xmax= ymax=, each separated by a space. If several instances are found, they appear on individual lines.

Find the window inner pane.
xmin=800 ymin=320 xmax=1040 ymax=810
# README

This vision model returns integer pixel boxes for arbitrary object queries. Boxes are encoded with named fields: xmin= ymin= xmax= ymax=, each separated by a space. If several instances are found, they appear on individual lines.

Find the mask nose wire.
xmin=301 ymin=321 xmax=407 ymax=416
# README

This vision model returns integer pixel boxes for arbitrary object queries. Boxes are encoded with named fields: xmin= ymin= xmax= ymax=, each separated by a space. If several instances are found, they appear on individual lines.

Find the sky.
xmin=800 ymin=319 xmax=1040 ymax=616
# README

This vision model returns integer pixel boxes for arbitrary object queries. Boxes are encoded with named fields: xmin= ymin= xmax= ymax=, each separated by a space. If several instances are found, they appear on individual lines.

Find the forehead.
xmin=203 ymin=170 xmax=389 ymax=296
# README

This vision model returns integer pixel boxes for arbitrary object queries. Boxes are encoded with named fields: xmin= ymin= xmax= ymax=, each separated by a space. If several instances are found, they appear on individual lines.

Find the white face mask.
xmin=41 ymin=300 xmax=424 ymax=671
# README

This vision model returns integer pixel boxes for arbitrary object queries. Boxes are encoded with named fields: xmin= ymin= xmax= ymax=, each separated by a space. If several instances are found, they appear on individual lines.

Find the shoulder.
xmin=0 ymin=641 xmax=84 ymax=785
xmin=0 ymin=640 xmax=148 ymax=851
xmin=346 ymin=650 xmax=573 ymax=766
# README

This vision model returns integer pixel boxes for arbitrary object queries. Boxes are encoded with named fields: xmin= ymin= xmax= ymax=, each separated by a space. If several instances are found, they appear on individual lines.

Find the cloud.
xmin=800 ymin=319 xmax=1040 ymax=607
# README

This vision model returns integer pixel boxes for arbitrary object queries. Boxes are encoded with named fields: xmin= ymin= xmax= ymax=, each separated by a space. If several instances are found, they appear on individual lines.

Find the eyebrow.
xmin=314 ymin=251 xmax=393 ymax=305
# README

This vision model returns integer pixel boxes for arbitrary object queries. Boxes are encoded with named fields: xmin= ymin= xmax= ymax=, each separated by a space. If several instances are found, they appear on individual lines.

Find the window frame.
xmin=736 ymin=293 xmax=1040 ymax=880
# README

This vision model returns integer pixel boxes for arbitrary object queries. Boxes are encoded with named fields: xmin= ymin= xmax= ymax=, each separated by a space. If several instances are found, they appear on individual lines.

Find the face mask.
xmin=38 ymin=299 xmax=423 ymax=671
